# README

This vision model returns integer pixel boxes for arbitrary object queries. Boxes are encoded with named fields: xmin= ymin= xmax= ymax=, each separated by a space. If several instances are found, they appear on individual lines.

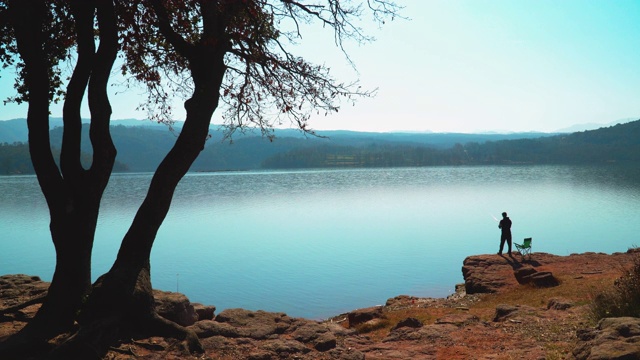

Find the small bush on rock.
xmin=354 ymin=318 xmax=390 ymax=334
xmin=589 ymin=251 xmax=640 ymax=321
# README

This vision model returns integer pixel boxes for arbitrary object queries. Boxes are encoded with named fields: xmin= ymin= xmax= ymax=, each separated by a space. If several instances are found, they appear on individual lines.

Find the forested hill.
xmin=464 ymin=120 xmax=640 ymax=165
xmin=0 ymin=118 xmax=638 ymax=174
xmin=263 ymin=120 xmax=640 ymax=168
xmin=0 ymin=117 xmax=551 ymax=145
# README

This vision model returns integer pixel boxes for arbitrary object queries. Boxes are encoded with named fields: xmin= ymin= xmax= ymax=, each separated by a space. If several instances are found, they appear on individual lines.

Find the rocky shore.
xmin=2 ymin=251 xmax=640 ymax=359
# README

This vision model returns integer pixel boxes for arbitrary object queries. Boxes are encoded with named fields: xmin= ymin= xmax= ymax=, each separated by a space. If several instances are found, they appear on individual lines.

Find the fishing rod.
xmin=490 ymin=213 xmax=499 ymax=222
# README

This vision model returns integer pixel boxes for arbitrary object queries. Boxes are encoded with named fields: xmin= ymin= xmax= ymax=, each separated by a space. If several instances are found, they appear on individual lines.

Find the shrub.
xmin=589 ymin=252 xmax=640 ymax=321
xmin=354 ymin=318 xmax=390 ymax=334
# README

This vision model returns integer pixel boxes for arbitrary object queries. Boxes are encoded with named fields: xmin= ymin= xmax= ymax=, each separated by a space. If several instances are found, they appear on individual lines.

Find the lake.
xmin=1 ymin=165 xmax=640 ymax=319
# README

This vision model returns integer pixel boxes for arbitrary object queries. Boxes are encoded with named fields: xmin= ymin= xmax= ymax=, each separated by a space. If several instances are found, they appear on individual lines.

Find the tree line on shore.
xmin=1 ymin=119 xmax=638 ymax=175
xmin=265 ymin=120 xmax=640 ymax=168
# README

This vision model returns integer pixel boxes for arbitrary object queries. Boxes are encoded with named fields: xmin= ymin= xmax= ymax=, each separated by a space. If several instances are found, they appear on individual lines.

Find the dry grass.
xmin=353 ymin=306 xmax=458 ymax=341
xmin=471 ymin=274 xmax=614 ymax=310
xmin=355 ymin=268 xmax=621 ymax=345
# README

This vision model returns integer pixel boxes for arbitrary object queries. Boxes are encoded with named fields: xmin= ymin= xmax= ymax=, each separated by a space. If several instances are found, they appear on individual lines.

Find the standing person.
xmin=498 ymin=212 xmax=512 ymax=255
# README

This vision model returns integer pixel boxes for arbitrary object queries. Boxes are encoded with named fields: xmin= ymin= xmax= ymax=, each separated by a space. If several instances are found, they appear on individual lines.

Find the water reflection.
xmin=1 ymin=165 xmax=639 ymax=319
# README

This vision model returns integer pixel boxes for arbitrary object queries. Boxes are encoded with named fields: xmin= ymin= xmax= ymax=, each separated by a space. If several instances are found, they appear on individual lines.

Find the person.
xmin=498 ymin=212 xmax=512 ymax=255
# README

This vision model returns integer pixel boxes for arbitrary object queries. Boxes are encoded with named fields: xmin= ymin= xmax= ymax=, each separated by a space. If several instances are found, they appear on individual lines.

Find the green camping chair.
xmin=515 ymin=237 xmax=532 ymax=259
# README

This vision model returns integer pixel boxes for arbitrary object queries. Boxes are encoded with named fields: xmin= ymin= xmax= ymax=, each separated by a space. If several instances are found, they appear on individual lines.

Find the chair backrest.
xmin=523 ymin=238 xmax=532 ymax=247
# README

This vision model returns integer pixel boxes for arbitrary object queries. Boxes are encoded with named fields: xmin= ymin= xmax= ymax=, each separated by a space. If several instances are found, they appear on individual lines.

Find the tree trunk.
xmin=74 ymin=42 xmax=227 ymax=356
xmin=1 ymin=0 xmax=118 ymax=350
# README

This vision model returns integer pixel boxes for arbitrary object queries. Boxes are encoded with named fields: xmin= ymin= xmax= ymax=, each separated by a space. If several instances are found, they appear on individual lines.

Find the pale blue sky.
xmin=1 ymin=0 xmax=639 ymax=133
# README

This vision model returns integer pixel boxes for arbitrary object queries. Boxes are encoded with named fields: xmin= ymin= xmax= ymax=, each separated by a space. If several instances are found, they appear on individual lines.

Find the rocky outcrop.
xmin=462 ymin=253 xmax=561 ymax=294
xmin=153 ymin=290 xmax=199 ymax=326
xmin=573 ymin=317 xmax=640 ymax=360
xmin=153 ymin=291 xmax=217 ymax=326
xmin=192 ymin=302 xmax=216 ymax=321
xmin=491 ymin=304 xmax=541 ymax=322
xmin=0 ymin=275 xmax=48 ymax=305
xmin=0 ymin=274 xmax=49 ymax=321
xmin=462 ymin=255 xmax=519 ymax=293
xmin=346 ymin=306 xmax=384 ymax=327
xmin=190 ymin=308 xmax=359 ymax=358
xmin=211 ymin=308 xmax=293 ymax=339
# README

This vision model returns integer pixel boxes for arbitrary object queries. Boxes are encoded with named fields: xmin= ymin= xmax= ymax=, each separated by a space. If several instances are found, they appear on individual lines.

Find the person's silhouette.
xmin=498 ymin=212 xmax=512 ymax=255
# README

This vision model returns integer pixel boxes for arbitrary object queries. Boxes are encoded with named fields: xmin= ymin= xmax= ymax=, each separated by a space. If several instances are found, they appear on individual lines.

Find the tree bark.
xmin=75 ymin=4 xmax=230 ymax=353
xmin=6 ymin=0 xmax=75 ymax=342
xmin=2 ymin=0 xmax=118 ymax=346
xmin=76 ymin=54 xmax=226 ymax=356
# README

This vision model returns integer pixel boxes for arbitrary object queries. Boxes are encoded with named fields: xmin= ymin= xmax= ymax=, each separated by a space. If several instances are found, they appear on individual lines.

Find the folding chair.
xmin=515 ymin=237 xmax=532 ymax=260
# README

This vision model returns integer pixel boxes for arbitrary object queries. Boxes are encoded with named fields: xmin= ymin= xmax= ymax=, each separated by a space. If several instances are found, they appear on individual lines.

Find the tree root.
xmin=109 ymin=344 xmax=139 ymax=357
xmin=130 ymin=339 xmax=165 ymax=351
xmin=47 ymin=316 xmax=122 ymax=360
xmin=37 ymin=262 xmax=205 ymax=358
xmin=45 ymin=312 xmax=203 ymax=359
xmin=144 ymin=313 xmax=204 ymax=354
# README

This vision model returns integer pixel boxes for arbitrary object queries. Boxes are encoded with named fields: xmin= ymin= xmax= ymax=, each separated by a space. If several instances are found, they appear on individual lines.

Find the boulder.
xmin=493 ymin=304 xmax=520 ymax=322
xmin=214 ymin=309 xmax=293 ymax=339
xmin=313 ymin=332 xmax=337 ymax=352
xmin=573 ymin=317 xmax=640 ymax=360
xmin=192 ymin=302 xmax=216 ymax=320
xmin=391 ymin=317 xmax=423 ymax=331
xmin=291 ymin=322 xmax=337 ymax=351
xmin=188 ymin=319 xmax=241 ymax=338
xmin=462 ymin=255 xmax=519 ymax=293
xmin=514 ymin=266 xmax=537 ymax=284
xmin=524 ymin=271 xmax=559 ymax=288
xmin=153 ymin=290 xmax=198 ymax=326
xmin=347 ymin=306 xmax=384 ymax=327
xmin=547 ymin=297 xmax=572 ymax=310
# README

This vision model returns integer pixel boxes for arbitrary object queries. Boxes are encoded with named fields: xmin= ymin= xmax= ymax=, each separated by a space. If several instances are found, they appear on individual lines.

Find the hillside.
xmin=462 ymin=120 xmax=640 ymax=165
xmin=1 ymin=118 xmax=639 ymax=174
xmin=263 ymin=119 xmax=640 ymax=168
xmin=0 ymin=118 xmax=554 ymax=145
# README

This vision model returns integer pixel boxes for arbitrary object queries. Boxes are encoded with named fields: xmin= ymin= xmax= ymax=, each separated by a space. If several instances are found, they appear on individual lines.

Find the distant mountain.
xmin=0 ymin=118 xmax=170 ymax=143
xmin=2 ymin=118 xmax=639 ymax=174
xmin=0 ymin=118 xmax=30 ymax=143
xmin=554 ymin=118 xmax=636 ymax=133
xmin=501 ymin=119 xmax=640 ymax=164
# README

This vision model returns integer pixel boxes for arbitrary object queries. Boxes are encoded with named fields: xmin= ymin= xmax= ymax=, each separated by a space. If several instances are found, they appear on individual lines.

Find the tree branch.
xmin=147 ymin=0 xmax=195 ymax=59
xmin=88 ymin=0 xmax=118 ymax=183
xmin=62 ymin=0 xmax=95 ymax=179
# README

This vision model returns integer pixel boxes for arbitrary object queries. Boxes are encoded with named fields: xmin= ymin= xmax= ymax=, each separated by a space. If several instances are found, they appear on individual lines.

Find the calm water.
xmin=1 ymin=165 xmax=640 ymax=319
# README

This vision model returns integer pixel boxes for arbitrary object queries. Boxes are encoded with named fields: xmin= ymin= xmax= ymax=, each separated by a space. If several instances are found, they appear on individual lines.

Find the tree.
xmin=0 ymin=0 xmax=400 ymax=357
xmin=0 ymin=0 xmax=119 ymax=353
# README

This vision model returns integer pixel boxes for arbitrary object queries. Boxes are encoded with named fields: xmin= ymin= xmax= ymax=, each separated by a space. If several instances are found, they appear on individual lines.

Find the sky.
xmin=1 ymin=0 xmax=639 ymax=133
